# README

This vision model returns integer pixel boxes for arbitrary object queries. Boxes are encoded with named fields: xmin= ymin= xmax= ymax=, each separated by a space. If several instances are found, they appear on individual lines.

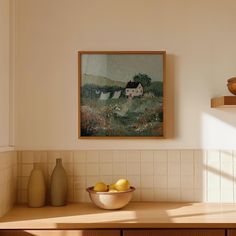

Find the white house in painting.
xmin=125 ymin=81 xmax=143 ymax=98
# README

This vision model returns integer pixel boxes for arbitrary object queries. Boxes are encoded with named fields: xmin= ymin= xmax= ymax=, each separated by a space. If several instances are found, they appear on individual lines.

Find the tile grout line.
xmin=98 ymin=151 xmax=101 ymax=180
xmin=111 ymin=151 xmax=114 ymax=183
xmin=71 ymin=151 xmax=75 ymax=203
xmin=233 ymin=150 xmax=235 ymax=203
xmin=85 ymin=151 xmax=88 ymax=202
xmin=193 ymin=150 xmax=196 ymax=202
xmin=125 ymin=150 xmax=127 ymax=180
xmin=219 ymin=150 xmax=222 ymax=203
xmin=231 ymin=149 xmax=234 ymax=203
xmin=206 ymin=150 xmax=208 ymax=202
xmin=179 ymin=150 xmax=182 ymax=202
xmin=167 ymin=150 xmax=169 ymax=201
xmin=72 ymin=151 xmax=75 ymax=202
xmin=152 ymin=151 xmax=155 ymax=201
xmin=139 ymin=151 xmax=142 ymax=201
xmin=113 ymin=151 xmax=116 ymax=180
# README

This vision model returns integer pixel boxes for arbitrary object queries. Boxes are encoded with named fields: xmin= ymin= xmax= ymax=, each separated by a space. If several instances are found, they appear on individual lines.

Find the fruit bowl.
xmin=86 ymin=186 xmax=135 ymax=210
xmin=227 ymin=77 xmax=236 ymax=95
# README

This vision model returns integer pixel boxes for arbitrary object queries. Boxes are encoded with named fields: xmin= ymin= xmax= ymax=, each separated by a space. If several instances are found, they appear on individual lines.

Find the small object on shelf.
xmin=86 ymin=186 xmax=135 ymax=210
xmin=50 ymin=158 xmax=68 ymax=206
xmin=27 ymin=163 xmax=46 ymax=208
xmin=227 ymin=77 xmax=236 ymax=95
xmin=211 ymin=96 xmax=236 ymax=108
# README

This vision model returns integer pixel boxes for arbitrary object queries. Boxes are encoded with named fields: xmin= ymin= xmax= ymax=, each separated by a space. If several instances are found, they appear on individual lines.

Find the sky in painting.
xmin=81 ymin=54 xmax=163 ymax=82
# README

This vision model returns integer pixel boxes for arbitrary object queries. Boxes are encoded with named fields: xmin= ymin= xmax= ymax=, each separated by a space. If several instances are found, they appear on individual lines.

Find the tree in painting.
xmin=133 ymin=73 xmax=152 ymax=88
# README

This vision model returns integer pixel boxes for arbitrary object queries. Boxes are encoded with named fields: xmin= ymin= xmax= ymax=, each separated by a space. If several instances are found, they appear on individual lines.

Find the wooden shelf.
xmin=211 ymin=96 xmax=236 ymax=108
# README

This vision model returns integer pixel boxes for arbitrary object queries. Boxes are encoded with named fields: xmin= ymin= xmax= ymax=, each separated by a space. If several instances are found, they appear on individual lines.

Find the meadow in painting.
xmin=79 ymin=52 xmax=165 ymax=137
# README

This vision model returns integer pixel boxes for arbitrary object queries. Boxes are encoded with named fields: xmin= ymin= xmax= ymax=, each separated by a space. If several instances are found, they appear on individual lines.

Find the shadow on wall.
xmin=165 ymin=54 xmax=176 ymax=139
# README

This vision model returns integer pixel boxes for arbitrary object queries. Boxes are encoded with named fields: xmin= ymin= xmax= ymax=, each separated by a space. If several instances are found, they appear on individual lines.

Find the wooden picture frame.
xmin=78 ymin=51 xmax=166 ymax=139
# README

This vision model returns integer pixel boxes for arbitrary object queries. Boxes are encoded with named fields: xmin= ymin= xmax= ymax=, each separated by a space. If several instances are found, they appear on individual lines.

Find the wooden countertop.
xmin=1 ymin=202 xmax=236 ymax=229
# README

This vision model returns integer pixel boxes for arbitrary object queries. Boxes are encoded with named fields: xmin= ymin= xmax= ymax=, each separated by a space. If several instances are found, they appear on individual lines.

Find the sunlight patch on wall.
xmin=201 ymin=113 xmax=236 ymax=149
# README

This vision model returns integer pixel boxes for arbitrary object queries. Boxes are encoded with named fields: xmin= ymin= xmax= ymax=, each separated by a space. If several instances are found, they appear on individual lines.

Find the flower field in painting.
xmin=80 ymin=74 xmax=163 ymax=137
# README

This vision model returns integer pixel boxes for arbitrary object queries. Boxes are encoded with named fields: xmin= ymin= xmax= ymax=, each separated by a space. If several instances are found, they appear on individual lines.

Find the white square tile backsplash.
xmin=0 ymin=151 xmax=17 ymax=217
xmin=16 ymin=150 xmax=236 ymax=204
xmin=141 ymin=162 xmax=154 ymax=175
xmin=141 ymin=175 xmax=154 ymax=188
xmin=127 ymin=162 xmax=140 ymax=175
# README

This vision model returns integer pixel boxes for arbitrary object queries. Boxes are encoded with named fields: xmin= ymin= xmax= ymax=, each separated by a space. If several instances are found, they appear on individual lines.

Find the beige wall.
xmin=0 ymin=0 xmax=10 ymax=147
xmin=15 ymin=0 xmax=236 ymax=150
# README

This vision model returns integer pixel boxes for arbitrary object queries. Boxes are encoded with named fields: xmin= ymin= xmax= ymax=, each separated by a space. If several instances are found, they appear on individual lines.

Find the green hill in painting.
xmin=82 ymin=74 xmax=126 ymax=87
xmin=145 ymin=81 xmax=163 ymax=97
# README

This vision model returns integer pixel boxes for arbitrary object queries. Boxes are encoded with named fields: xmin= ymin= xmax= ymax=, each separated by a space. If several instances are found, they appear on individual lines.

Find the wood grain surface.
xmin=1 ymin=202 xmax=236 ymax=229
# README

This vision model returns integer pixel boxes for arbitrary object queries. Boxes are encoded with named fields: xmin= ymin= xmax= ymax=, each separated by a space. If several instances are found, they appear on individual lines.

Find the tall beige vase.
xmin=50 ymin=158 xmax=68 ymax=206
xmin=28 ymin=163 xmax=46 ymax=207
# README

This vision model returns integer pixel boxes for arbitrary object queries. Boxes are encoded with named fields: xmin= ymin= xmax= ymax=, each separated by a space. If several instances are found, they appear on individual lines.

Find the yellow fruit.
xmin=115 ymin=179 xmax=130 ymax=191
xmin=108 ymin=189 xmax=118 ymax=193
xmin=93 ymin=182 xmax=108 ymax=192
xmin=109 ymin=183 xmax=116 ymax=190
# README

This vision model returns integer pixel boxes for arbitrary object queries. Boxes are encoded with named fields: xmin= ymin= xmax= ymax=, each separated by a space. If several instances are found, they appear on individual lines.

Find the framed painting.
xmin=78 ymin=51 xmax=166 ymax=138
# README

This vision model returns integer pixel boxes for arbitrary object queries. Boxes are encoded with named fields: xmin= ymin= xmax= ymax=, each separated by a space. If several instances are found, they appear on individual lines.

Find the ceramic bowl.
xmin=86 ymin=186 xmax=135 ymax=210
xmin=227 ymin=77 xmax=236 ymax=95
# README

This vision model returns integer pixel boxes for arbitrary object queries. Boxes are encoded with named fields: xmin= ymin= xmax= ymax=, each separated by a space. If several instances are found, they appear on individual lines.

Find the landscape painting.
xmin=78 ymin=51 xmax=166 ymax=138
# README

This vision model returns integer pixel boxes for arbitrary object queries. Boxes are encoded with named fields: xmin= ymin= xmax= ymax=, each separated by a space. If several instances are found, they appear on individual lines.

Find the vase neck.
xmin=33 ymin=163 xmax=41 ymax=170
xmin=56 ymin=158 xmax=62 ymax=166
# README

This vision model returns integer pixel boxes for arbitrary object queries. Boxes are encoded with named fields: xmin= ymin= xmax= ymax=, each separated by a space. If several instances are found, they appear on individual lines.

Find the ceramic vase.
xmin=27 ymin=163 xmax=46 ymax=207
xmin=50 ymin=158 xmax=68 ymax=206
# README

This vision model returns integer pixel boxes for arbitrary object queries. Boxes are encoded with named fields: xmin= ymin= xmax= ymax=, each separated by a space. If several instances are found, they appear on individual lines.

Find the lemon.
xmin=108 ymin=183 xmax=116 ymax=190
xmin=93 ymin=182 xmax=108 ymax=192
xmin=108 ymin=189 xmax=118 ymax=193
xmin=115 ymin=179 xmax=130 ymax=191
